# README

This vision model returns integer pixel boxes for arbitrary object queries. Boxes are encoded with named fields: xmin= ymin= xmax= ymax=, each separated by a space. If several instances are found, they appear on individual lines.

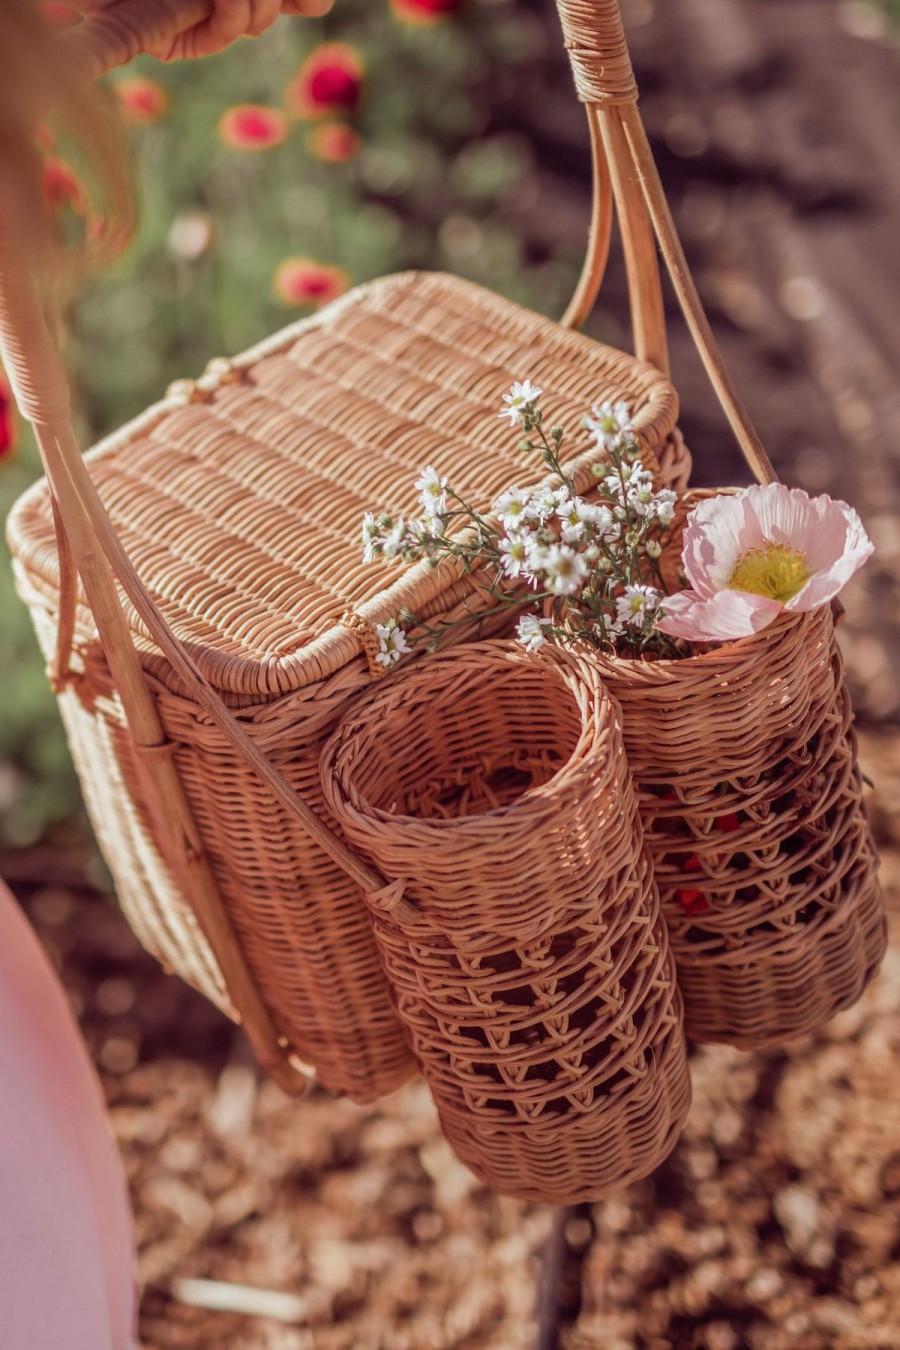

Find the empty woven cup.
xmin=321 ymin=641 xmax=691 ymax=1204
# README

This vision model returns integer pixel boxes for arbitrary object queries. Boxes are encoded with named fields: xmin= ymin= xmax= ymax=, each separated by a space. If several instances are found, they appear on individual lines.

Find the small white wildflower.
xmin=615 ymin=584 xmax=661 ymax=629
xmin=523 ymin=539 xmax=551 ymax=582
xmin=584 ymin=399 xmax=633 ymax=450
xmin=516 ymin=613 xmax=552 ymax=652
xmin=374 ymin=620 xmax=411 ymax=668
xmin=380 ymin=520 xmax=408 ymax=560
xmin=415 ymin=465 xmax=448 ymax=519
xmin=628 ymin=480 xmax=657 ymax=517
xmin=495 ymin=487 xmax=532 ymax=530
xmin=529 ymin=483 xmax=570 ymax=524
xmin=543 ymin=544 xmax=588 ymax=596
xmin=654 ymin=489 xmax=677 ymax=526
xmin=499 ymin=533 xmax=531 ymax=579
xmin=557 ymin=496 xmax=596 ymax=544
xmin=498 ymin=379 xmax=543 ymax=427
xmin=646 ymin=538 xmax=663 ymax=560
xmin=361 ymin=512 xmax=383 ymax=563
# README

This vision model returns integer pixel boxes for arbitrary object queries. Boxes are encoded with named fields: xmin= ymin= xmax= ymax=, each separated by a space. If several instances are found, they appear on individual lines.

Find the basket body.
xmin=595 ymin=604 xmax=886 ymax=1050
xmin=7 ymin=272 xmax=686 ymax=1100
xmin=322 ymin=642 xmax=691 ymax=1203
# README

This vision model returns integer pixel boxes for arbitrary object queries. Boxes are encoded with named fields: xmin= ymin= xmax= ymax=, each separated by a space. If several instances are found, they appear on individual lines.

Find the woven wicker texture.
xmin=593 ymin=599 xmax=886 ymax=1050
xmin=321 ymin=643 xmax=691 ymax=1203
xmin=8 ymin=271 xmax=686 ymax=1100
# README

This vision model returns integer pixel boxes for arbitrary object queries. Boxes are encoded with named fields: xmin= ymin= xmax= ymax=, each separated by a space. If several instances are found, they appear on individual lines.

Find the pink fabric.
xmin=0 ymin=879 xmax=138 ymax=1349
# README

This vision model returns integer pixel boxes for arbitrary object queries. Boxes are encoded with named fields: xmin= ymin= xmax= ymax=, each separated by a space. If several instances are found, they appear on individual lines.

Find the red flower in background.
xmin=390 ymin=0 xmax=466 ymax=24
xmin=274 ymin=259 xmax=350 ymax=308
xmin=308 ymin=121 xmax=360 ymax=164
xmin=116 ymin=77 xmax=169 ymax=126
xmin=288 ymin=44 xmax=364 ymax=120
xmin=0 ymin=371 xmax=19 ymax=462
xmin=218 ymin=105 xmax=288 ymax=151
xmin=41 ymin=156 xmax=88 ymax=215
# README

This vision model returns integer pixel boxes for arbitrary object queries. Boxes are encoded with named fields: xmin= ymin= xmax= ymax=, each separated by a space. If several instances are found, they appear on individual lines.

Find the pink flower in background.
xmin=288 ymin=44 xmax=364 ymax=120
xmin=218 ymin=104 xmax=288 ymax=151
xmin=308 ymin=121 xmax=361 ymax=163
xmin=0 ymin=370 xmax=18 ymax=462
xmin=116 ymin=77 xmax=169 ymax=126
xmin=274 ymin=258 xmax=350 ymax=308
xmin=658 ymin=484 xmax=874 ymax=643
xmin=390 ymin=0 xmax=466 ymax=24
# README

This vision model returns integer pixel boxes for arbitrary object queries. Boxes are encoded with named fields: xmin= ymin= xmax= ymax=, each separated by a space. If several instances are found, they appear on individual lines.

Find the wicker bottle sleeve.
xmin=321 ymin=643 xmax=691 ymax=1203
xmin=587 ymin=505 xmax=886 ymax=1050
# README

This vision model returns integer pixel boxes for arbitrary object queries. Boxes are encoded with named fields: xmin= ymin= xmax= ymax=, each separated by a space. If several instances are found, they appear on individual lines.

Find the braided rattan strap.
xmin=556 ymin=0 xmax=638 ymax=105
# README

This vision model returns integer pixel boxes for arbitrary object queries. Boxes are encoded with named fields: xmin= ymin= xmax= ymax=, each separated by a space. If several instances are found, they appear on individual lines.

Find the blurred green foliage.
xmin=1 ymin=0 xmax=581 ymax=847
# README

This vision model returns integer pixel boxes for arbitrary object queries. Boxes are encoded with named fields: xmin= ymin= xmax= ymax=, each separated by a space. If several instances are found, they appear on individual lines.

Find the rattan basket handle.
xmin=555 ymin=0 xmax=777 ymax=487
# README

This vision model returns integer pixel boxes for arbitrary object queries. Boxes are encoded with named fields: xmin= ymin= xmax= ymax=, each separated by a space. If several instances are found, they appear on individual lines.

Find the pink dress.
xmin=0 ymin=879 xmax=138 ymax=1349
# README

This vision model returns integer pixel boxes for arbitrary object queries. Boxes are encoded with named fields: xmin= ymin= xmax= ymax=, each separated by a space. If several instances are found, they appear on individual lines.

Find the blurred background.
xmin=1 ymin=1 xmax=899 ymax=1347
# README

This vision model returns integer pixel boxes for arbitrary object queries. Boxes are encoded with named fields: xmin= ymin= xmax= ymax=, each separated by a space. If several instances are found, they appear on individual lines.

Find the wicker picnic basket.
xmin=1 ymin=0 xmax=870 ymax=1099
xmin=590 ymin=506 xmax=886 ymax=1048
xmin=321 ymin=642 xmax=691 ymax=1202
xmin=2 ymin=0 xmax=695 ymax=1101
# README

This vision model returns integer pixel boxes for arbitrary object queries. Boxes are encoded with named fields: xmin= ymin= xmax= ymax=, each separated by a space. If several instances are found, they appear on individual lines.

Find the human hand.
xmin=70 ymin=1 xmax=333 ymax=63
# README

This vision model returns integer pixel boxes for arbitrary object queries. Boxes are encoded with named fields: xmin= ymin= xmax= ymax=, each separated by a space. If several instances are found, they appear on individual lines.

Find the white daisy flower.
xmin=615 ymin=584 xmax=661 ymax=629
xmin=543 ymin=544 xmax=588 ymax=596
xmin=556 ymin=496 xmax=595 ymax=544
xmin=584 ymin=399 xmax=634 ymax=450
xmin=646 ymin=538 xmax=663 ymax=560
xmin=380 ymin=520 xmax=408 ymax=560
xmin=361 ymin=512 xmax=383 ymax=563
xmin=495 ymin=487 xmax=532 ymax=531
xmin=585 ymin=503 xmax=617 ymax=539
xmin=653 ymin=489 xmax=677 ymax=526
xmin=498 ymin=379 xmax=543 ymax=427
xmin=499 ymin=533 xmax=531 ymax=579
xmin=415 ymin=465 xmax=448 ymax=519
xmin=627 ymin=480 xmax=657 ymax=517
xmin=530 ymin=483 xmax=570 ymax=524
xmin=375 ymin=620 xmax=411 ymax=667
xmin=516 ymin=613 xmax=552 ymax=652
xmin=524 ymin=540 xmax=551 ymax=581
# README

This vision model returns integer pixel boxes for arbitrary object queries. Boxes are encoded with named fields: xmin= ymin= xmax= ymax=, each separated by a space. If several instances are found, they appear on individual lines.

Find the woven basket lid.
xmin=9 ymin=271 xmax=679 ymax=698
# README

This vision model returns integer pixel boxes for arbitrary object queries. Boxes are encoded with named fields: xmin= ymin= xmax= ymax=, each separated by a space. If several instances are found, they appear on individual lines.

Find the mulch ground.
xmin=5 ymin=727 xmax=899 ymax=1350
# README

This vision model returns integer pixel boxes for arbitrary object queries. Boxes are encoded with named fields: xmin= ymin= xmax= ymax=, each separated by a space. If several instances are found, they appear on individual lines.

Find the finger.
xmin=280 ymin=0 xmax=335 ymax=15
xmin=245 ymin=0 xmax=282 ymax=36
xmin=153 ymin=0 xmax=251 ymax=61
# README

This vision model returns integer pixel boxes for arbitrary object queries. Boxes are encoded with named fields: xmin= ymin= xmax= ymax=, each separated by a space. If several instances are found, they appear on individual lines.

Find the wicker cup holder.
xmin=595 ymin=601 xmax=886 ymax=1050
xmin=321 ymin=642 xmax=692 ymax=1203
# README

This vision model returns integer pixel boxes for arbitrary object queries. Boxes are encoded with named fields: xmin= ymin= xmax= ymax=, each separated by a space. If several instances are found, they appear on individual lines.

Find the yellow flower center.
xmin=728 ymin=541 xmax=811 ymax=602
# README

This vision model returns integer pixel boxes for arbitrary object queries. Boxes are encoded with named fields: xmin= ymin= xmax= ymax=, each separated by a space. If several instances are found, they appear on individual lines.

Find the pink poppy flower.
xmin=0 ymin=370 xmax=18 ymax=461
xmin=116 ymin=77 xmax=169 ymax=126
xmin=274 ymin=258 xmax=350 ymax=308
xmin=218 ymin=105 xmax=288 ymax=151
xmin=658 ymin=484 xmax=873 ymax=643
xmin=288 ymin=44 xmax=364 ymax=120
xmin=308 ymin=121 xmax=360 ymax=163
xmin=390 ymin=0 xmax=466 ymax=24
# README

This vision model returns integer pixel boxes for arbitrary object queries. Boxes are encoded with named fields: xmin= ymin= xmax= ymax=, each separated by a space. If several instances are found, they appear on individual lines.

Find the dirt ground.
xmin=3 ymin=723 xmax=897 ymax=1350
